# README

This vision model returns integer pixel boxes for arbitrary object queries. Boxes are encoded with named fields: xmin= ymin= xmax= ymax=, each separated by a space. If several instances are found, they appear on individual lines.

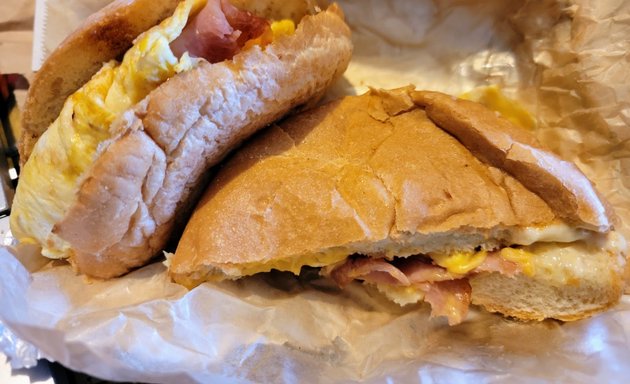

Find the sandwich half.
xmin=170 ymin=87 xmax=627 ymax=325
xmin=10 ymin=0 xmax=352 ymax=278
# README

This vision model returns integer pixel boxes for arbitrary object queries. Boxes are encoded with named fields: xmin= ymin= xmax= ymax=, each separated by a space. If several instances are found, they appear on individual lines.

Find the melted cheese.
xmin=213 ymin=250 xmax=350 ymax=279
xmin=430 ymin=250 xmax=487 ymax=275
xmin=244 ymin=19 xmax=295 ymax=49
xmin=429 ymin=247 xmax=535 ymax=277
xmin=499 ymin=248 xmax=535 ymax=276
xmin=525 ymin=232 xmax=626 ymax=284
xmin=460 ymin=85 xmax=536 ymax=130
xmin=376 ymin=284 xmax=424 ymax=306
xmin=509 ymin=223 xmax=593 ymax=245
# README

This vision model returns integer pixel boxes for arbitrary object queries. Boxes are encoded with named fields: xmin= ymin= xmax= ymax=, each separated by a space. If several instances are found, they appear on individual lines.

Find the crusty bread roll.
xmin=170 ymin=87 xmax=626 ymax=324
xmin=11 ymin=0 xmax=352 ymax=278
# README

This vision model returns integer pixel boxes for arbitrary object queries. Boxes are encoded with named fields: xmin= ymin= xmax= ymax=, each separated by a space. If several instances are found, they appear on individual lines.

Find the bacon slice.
xmin=422 ymin=279 xmax=472 ymax=326
xmin=329 ymin=257 xmax=410 ymax=287
xmin=170 ymin=0 xmax=270 ymax=63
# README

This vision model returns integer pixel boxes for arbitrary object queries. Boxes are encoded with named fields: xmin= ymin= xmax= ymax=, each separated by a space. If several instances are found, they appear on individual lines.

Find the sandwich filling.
xmin=323 ymin=248 xmax=528 ymax=326
xmin=328 ymin=233 xmax=626 ymax=325
xmin=170 ymin=224 xmax=624 ymax=325
xmin=319 ymin=229 xmax=625 ymax=325
xmin=11 ymin=0 xmax=295 ymax=258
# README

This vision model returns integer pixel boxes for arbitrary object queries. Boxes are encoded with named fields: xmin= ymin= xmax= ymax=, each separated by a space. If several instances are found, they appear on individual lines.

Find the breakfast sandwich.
xmin=10 ymin=0 xmax=352 ymax=278
xmin=169 ymin=87 xmax=627 ymax=325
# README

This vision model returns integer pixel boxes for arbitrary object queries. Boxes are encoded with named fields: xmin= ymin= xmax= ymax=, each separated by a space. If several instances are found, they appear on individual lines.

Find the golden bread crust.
xmin=412 ymin=90 xmax=614 ymax=232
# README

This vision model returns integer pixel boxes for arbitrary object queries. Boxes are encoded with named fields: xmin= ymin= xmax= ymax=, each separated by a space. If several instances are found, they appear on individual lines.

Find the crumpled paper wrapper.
xmin=31 ymin=0 xmax=115 ymax=71
xmin=0 ymin=0 xmax=33 ymax=74
xmin=1 ymin=0 xmax=630 ymax=382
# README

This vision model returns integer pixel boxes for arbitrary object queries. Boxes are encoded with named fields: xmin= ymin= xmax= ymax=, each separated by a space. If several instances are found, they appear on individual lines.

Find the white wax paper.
xmin=0 ymin=0 xmax=33 ymax=74
xmin=2 ymin=0 xmax=630 ymax=382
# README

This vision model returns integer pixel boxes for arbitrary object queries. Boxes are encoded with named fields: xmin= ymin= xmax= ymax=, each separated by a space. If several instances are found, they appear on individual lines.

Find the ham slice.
xmin=326 ymin=256 xmax=471 ymax=324
xmin=326 ymin=250 xmax=522 ymax=325
xmin=474 ymin=252 xmax=520 ymax=276
xmin=396 ymin=258 xmax=460 ymax=282
xmin=329 ymin=257 xmax=410 ymax=287
xmin=422 ymin=279 xmax=472 ymax=326
xmin=170 ymin=0 xmax=270 ymax=63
